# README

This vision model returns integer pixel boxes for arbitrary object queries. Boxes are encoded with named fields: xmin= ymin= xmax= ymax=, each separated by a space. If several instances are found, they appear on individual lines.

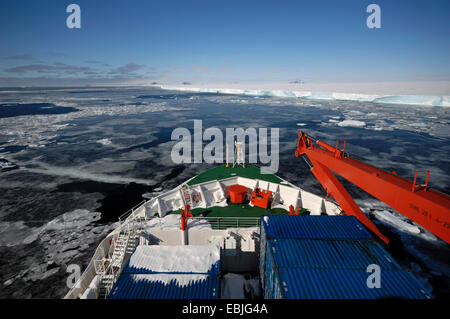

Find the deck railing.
xmin=189 ymin=216 xmax=261 ymax=229
xmin=130 ymin=215 xmax=260 ymax=230
xmin=118 ymin=200 xmax=147 ymax=222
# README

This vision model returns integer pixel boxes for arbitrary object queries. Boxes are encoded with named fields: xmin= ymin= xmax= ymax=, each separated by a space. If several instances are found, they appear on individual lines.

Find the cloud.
xmin=85 ymin=60 xmax=102 ymax=64
xmin=4 ymin=54 xmax=34 ymax=60
xmin=4 ymin=64 xmax=92 ymax=74
xmin=0 ymin=61 xmax=158 ymax=84
xmin=110 ymin=63 xmax=156 ymax=75
xmin=4 ymin=64 xmax=56 ymax=73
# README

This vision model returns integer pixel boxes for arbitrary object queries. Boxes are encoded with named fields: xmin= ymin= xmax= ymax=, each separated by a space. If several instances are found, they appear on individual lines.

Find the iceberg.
xmin=372 ymin=95 xmax=445 ymax=106
xmin=160 ymin=85 xmax=450 ymax=107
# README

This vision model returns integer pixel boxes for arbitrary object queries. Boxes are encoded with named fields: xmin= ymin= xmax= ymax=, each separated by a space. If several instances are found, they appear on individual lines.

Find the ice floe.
xmin=0 ymin=101 xmax=183 ymax=150
xmin=0 ymin=209 xmax=117 ymax=286
xmin=372 ymin=210 xmax=421 ymax=235
xmin=337 ymin=119 xmax=366 ymax=127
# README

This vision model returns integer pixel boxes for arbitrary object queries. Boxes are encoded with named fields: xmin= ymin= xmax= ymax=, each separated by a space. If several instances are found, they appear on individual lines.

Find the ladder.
xmin=97 ymin=274 xmax=114 ymax=299
xmin=98 ymin=223 xmax=139 ymax=298
xmin=111 ymin=233 xmax=129 ymax=268
xmin=233 ymin=141 xmax=245 ymax=168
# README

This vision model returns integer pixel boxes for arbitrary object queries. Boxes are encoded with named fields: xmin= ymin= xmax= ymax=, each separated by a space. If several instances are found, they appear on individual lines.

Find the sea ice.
xmin=337 ymin=119 xmax=366 ymax=127
xmin=373 ymin=210 xmax=420 ymax=235
xmin=96 ymin=138 xmax=112 ymax=146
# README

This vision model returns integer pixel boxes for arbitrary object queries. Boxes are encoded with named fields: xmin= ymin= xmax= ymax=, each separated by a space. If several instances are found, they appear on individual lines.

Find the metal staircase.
xmin=97 ymin=274 xmax=115 ymax=298
xmin=97 ymin=222 xmax=139 ymax=299
xmin=111 ymin=233 xmax=129 ymax=268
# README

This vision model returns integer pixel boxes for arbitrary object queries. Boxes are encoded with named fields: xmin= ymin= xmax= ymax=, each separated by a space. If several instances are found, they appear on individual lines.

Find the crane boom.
xmin=295 ymin=131 xmax=450 ymax=244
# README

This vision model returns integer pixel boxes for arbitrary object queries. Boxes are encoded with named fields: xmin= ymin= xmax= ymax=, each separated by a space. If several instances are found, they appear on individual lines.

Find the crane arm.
xmin=295 ymin=131 xmax=450 ymax=244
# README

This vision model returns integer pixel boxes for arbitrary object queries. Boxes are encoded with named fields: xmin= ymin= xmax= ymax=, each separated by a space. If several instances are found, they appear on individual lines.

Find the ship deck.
xmin=187 ymin=165 xmax=285 ymax=186
xmin=169 ymin=201 xmax=291 ymax=218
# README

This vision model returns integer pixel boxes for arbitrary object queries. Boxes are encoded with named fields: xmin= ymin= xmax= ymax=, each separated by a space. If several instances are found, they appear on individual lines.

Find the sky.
xmin=0 ymin=0 xmax=449 ymax=87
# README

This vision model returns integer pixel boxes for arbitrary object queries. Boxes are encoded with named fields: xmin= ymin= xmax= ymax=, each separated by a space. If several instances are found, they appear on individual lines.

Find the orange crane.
xmin=295 ymin=131 xmax=450 ymax=244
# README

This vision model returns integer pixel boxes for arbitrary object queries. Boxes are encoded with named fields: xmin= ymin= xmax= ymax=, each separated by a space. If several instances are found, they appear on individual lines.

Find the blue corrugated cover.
xmin=259 ymin=214 xmax=372 ymax=290
xmin=275 ymin=268 xmax=432 ymax=299
xmin=108 ymin=274 xmax=219 ymax=299
xmin=268 ymin=239 xmax=401 ymax=271
xmin=108 ymin=245 xmax=220 ymax=299
xmin=259 ymin=215 xmax=433 ymax=299
xmin=261 ymin=215 xmax=372 ymax=240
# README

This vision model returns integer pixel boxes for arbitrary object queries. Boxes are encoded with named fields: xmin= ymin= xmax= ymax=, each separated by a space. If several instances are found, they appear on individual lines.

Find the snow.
xmin=129 ymin=273 xmax=211 ymax=287
xmin=337 ymin=119 xmax=366 ymax=127
xmin=127 ymin=245 xmax=220 ymax=274
xmin=142 ymin=214 xmax=212 ymax=230
xmin=373 ymin=210 xmax=421 ymax=235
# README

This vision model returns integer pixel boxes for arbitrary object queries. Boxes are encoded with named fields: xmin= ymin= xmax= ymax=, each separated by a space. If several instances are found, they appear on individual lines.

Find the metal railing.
xmin=125 ymin=214 xmax=261 ymax=230
xmin=188 ymin=216 xmax=261 ymax=230
xmin=118 ymin=200 xmax=147 ymax=222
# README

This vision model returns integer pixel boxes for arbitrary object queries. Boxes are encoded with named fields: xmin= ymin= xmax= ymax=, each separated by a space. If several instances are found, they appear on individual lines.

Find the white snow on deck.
xmin=141 ymin=214 xmax=212 ymax=230
xmin=127 ymin=245 xmax=220 ymax=274
xmin=128 ymin=273 xmax=212 ymax=287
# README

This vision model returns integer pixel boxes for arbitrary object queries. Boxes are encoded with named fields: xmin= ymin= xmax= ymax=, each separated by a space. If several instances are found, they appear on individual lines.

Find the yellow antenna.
xmin=226 ymin=143 xmax=229 ymax=167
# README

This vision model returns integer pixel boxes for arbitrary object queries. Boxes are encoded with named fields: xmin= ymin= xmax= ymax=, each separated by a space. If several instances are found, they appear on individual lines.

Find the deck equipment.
xmin=228 ymin=184 xmax=248 ymax=204
xmin=251 ymin=188 xmax=272 ymax=209
xmin=180 ymin=204 xmax=193 ymax=231
xmin=295 ymin=131 xmax=450 ymax=244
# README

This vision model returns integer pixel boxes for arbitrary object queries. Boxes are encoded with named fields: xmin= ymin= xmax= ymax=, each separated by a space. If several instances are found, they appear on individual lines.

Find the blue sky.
xmin=0 ymin=0 xmax=449 ymax=85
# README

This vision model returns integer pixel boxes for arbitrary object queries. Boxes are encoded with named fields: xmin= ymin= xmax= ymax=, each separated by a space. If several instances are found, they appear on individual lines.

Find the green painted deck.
xmin=186 ymin=165 xmax=285 ymax=186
